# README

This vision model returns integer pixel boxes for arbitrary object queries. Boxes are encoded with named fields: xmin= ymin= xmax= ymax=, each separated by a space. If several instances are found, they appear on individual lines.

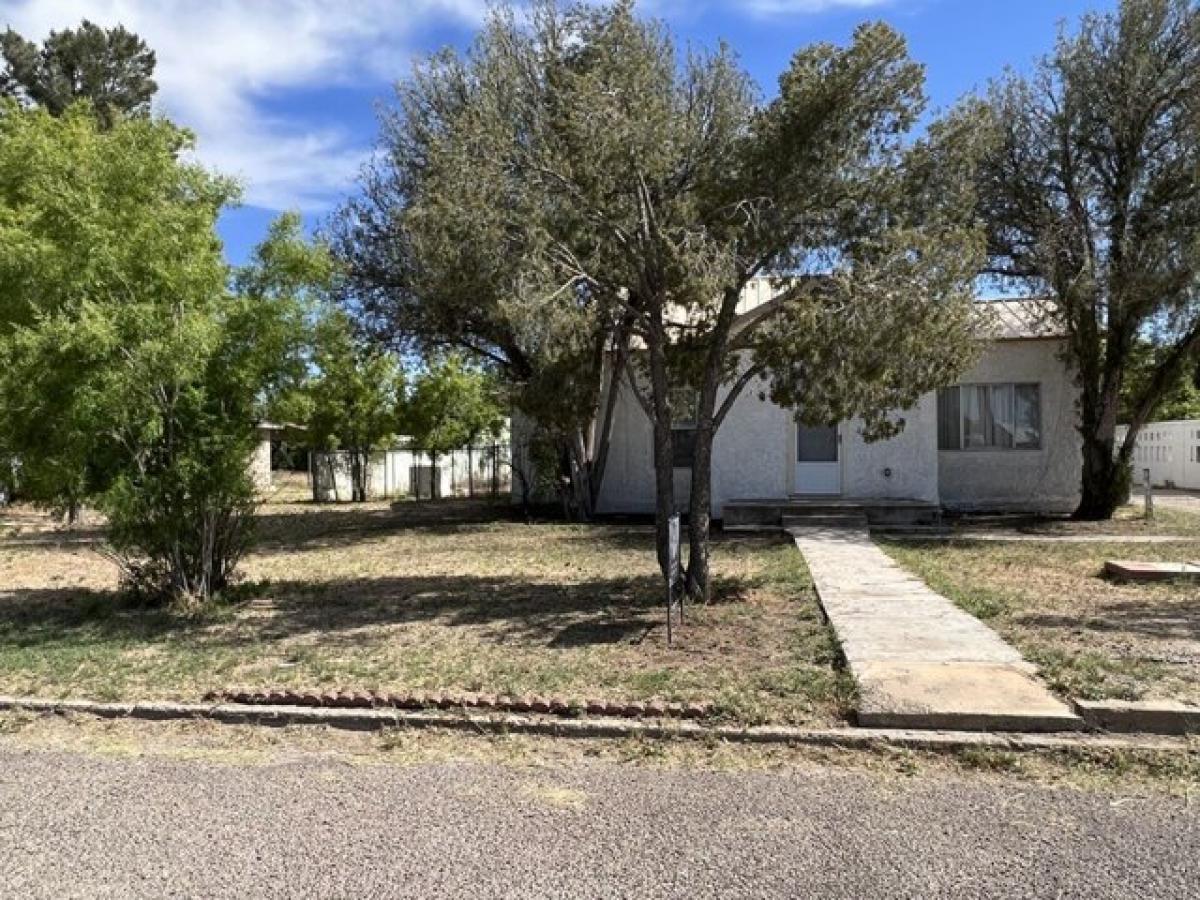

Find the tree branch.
xmin=714 ymin=362 xmax=766 ymax=430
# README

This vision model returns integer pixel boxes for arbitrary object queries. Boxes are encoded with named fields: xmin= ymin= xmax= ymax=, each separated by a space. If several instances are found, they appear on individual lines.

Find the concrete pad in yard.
xmin=855 ymin=662 xmax=1083 ymax=732
xmin=1104 ymin=560 xmax=1200 ymax=582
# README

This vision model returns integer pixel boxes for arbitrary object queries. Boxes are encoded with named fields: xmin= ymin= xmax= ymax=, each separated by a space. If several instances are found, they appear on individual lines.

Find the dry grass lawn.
xmin=944 ymin=502 xmax=1200 ymax=538
xmin=882 ymin=508 xmax=1200 ymax=705
xmin=0 ymin=477 xmax=851 ymax=726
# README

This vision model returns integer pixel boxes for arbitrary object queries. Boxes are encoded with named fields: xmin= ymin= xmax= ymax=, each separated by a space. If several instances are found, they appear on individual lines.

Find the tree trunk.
xmin=350 ymin=450 xmax=369 ymax=502
xmin=647 ymin=335 xmax=675 ymax=577
xmin=1076 ymin=433 xmax=1131 ymax=520
xmin=1073 ymin=353 xmax=1129 ymax=520
xmin=685 ymin=423 xmax=714 ymax=601
xmin=684 ymin=287 xmax=744 ymax=602
xmin=587 ymin=321 xmax=632 ymax=514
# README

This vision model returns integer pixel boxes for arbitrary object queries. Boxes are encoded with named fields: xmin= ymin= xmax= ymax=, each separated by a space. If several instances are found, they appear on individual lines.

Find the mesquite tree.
xmin=338 ymin=1 xmax=982 ymax=597
xmin=970 ymin=0 xmax=1200 ymax=519
xmin=330 ymin=12 xmax=630 ymax=519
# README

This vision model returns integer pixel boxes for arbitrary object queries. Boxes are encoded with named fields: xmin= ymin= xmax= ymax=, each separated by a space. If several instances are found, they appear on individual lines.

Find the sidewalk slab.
xmin=791 ymin=525 xmax=1082 ymax=733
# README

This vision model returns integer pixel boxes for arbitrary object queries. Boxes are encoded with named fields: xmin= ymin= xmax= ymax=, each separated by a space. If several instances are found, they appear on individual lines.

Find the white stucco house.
xmin=558 ymin=284 xmax=1083 ymax=526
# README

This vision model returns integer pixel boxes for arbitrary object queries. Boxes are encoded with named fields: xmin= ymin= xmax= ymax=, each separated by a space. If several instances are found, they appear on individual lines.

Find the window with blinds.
xmin=937 ymin=383 xmax=1041 ymax=451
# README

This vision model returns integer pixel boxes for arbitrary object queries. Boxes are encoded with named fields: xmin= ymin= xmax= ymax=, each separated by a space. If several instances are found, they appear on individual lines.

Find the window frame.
xmin=937 ymin=382 xmax=1043 ymax=452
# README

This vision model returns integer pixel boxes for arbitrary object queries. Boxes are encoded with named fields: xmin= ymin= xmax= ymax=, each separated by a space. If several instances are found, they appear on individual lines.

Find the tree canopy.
xmin=305 ymin=308 xmax=405 ymax=502
xmin=1 ymin=20 xmax=157 ymax=127
xmin=337 ymin=0 xmax=984 ymax=594
xmin=400 ymin=355 xmax=505 ymax=465
xmin=0 ymin=103 xmax=304 ymax=603
xmin=970 ymin=0 xmax=1200 ymax=518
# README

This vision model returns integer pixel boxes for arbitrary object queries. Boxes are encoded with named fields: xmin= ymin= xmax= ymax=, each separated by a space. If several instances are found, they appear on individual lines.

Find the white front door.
xmin=794 ymin=421 xmax=841 ymax=495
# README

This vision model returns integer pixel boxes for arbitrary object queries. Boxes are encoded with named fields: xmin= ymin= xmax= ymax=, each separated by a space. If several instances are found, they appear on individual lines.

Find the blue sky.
xmin=1 ymin=1 xmax=1115 ymax=265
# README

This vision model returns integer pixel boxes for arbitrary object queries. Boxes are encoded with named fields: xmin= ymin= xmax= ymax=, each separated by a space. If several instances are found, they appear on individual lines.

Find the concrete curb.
xmin=0 ymin=696 xmax=1193 ymax=755
xmin=1074 ymin=699 xmax=1200 ymax=735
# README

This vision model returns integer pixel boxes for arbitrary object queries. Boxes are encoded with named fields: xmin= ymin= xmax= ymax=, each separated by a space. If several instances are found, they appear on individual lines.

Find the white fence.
xmin=311 ymin=441 xmax=511 ymax=502
xmin=1117 ymin=420 xmax=1200 ymax=490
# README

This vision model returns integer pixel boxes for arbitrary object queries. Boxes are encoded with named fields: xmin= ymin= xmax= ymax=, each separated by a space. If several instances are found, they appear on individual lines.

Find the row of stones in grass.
xmin=204 ymin=689 xmax=713 ymax=720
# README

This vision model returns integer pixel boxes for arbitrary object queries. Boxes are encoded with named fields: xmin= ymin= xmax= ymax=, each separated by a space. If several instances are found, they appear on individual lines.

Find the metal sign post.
xmin=1144 ymin=468 xmax=1154 ymax=519
xmin=666 ymin=514 xmax=683 ymax=645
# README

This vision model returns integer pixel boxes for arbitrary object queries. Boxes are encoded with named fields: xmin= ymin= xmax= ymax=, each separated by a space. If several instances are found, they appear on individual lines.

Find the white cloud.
xmin=0 ymin=0 xmax=894 ymax=212
xmin=0 ymin=0 xmax=490 ymax=211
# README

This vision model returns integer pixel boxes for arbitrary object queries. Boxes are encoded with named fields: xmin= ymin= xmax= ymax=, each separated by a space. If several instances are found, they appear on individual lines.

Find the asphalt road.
xmin=0 ymin=747 xmax=1195 ymax=899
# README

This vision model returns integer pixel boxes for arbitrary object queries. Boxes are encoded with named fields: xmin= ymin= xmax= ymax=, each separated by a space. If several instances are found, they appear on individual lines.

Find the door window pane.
xmin=798 ymin=423 xmax=838 ymax=462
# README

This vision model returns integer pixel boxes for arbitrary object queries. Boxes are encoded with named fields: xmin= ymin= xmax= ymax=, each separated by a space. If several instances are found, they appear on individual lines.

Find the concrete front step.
xmin=725 ymin=498 xmax=940 ymax=531
xmin=782 ymin=514 xmax=870 ymax=530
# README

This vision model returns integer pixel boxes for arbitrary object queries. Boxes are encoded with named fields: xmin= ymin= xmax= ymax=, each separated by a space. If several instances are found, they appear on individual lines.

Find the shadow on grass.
xmin=1013 ymin=599 xmax=1200 ymax=643
xmin=0 ymin=526 xmax=106 ymax=549
xmin=250 ymin=497 xmax=523 ymax=551
xmin=250 ymin=497 xmax=788 ymax=565
xmin=0 ymin=566 xmax=768 ymax=656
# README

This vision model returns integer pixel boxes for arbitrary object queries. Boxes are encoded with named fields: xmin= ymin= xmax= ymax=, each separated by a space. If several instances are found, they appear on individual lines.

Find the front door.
xmin=795 ymin=421 xmax=841 ymax=495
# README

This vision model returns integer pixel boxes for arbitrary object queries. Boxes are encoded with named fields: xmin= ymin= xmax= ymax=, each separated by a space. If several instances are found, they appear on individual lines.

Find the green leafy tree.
xmin=0 ymin=101 xmax=228 ymax=520
xmin=970 ymin=0 xmax=1200 ymax=519
xmin=400 ymin=355 xmax=505 ymax=498
xmin=233 ymin=212 xmax=332 ymax=421
xmin=306 ymin=309 xmax=404 ymax=502
xmin=1 ymin=20 xmax=157 ymax=127
xmin=1122 ymin=345 xmax=1200 ymax=422
xmin=0 ymin=104 xmax=298 ymax=604
xmin=343 ymin=1 xmax=983 ymax=596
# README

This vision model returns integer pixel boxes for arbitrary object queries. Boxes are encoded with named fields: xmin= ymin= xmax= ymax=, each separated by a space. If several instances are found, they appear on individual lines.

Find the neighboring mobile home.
xmin=1118 ymin=420 xmax=1200 ymax=491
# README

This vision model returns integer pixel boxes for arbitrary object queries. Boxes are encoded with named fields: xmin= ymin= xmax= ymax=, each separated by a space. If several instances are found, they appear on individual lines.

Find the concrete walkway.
xmin=790 ymin=526 xmax=1082 ymax=732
